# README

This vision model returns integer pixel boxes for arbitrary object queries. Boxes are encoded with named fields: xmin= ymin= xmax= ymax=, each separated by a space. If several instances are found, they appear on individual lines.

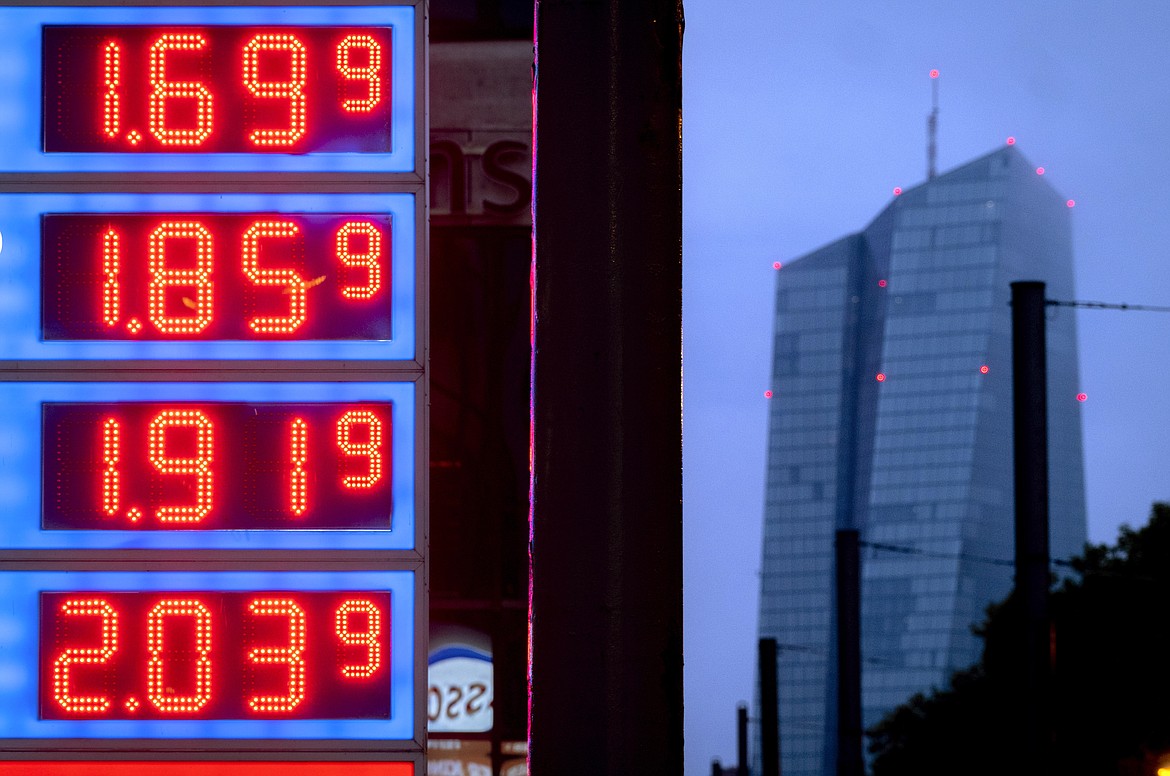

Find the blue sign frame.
xmin=0 ymin=5 xmax=417 ymax=173
xmin=0 ymin=381 xmax=416 ymax=551
xmin=0 ymin=569 xmax=415 ymax=740
xmin=0 ymin=192 xmax=417 ymax=360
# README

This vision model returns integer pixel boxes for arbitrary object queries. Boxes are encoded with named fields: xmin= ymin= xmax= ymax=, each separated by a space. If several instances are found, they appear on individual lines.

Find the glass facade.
xmin=756 ymin=147 xmax=1087 ymax=776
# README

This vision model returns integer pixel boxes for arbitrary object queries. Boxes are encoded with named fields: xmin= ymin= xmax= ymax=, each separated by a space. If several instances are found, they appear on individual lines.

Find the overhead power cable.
xmin=1046 ymin=298 xmax=1170 ymax=313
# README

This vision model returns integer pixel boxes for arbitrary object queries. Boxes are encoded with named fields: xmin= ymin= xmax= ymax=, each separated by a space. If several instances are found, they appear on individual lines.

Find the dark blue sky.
xmin=683 ymin=2 xmax=1170 ymax=771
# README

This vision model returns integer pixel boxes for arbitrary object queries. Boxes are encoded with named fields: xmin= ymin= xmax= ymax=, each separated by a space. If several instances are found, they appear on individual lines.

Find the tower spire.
xmin=927 ymin=69 xmax=939 ymax=179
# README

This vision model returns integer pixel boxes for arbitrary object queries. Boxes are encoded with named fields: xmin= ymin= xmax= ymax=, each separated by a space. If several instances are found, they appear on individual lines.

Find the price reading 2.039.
xmin=41 ymin=591 xmax=391 ymax=720
xmin=43 ymin=26 xmax=393 ymax=153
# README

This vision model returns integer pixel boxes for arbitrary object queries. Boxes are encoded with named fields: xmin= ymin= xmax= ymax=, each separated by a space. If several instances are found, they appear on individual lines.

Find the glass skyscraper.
xmin=756 ymin=146 xmax=1086 ymax=775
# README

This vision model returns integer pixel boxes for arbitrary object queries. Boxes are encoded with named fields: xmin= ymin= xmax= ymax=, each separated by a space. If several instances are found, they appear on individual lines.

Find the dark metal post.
xmin=759 ymin=638 xmax=780 ymax=776
xmin=529 ymin=1 xmax=684 ymax=774
xmin=1010 ymin=280 xmax=1052 ymax=775
xmin=835 ymin=529 xmax=862 ymax=776
xmin=737 ymin=703 xmax=749 ymax=776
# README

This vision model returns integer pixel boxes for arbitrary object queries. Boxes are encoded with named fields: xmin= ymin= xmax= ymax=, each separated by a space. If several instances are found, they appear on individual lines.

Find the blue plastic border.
xmin=0 ymin=192 xmax=416 ymax=360
xmin=0 ymin=381 xmax=416 ymax=550
xmin=0 ymin=6 xmax=416 ymax=173
xmin=0 ymin=569 xmax=415 ymax=740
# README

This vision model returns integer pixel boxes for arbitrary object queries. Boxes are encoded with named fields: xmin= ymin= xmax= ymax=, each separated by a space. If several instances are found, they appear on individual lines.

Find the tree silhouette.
xmin=868 ymin=503 xmax=1170 ymax=776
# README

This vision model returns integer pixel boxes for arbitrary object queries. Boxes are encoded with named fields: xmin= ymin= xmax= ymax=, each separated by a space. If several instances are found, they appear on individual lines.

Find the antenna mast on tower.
xmin=927 ymin=69 xmax=939 ymax=179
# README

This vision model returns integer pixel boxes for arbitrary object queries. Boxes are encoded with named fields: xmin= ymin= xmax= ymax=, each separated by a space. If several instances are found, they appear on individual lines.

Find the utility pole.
xmin=529 ymin=1 xmax=684 ymax=773
xmin=1010 ymin=280 xmax=1052 ymax=776
xmin=759 ymin=638 xmax=780 ymax=776
xmin=835 ymin=529 xmax=863 ymax=776
xmin=737 ymin=703 xmax=749 ymax=776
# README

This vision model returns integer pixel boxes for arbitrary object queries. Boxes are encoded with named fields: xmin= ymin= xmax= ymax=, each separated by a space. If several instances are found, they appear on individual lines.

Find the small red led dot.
xmin=1036 ymin=167 xmax=1045 ymax=175
xmin=878 ymin=279 xmax=887 ymax=288
xmin=893 ymin=187 xmax=902 ymax=196
xmin=875 ymin=373 xmax=886 ymax=382
xmin=980 ymin=365 xmax=989 ymax=374
xmin=764 ymin=390 xmax=774 ymax=399
xmin=1066 ymin=199 xmax=1075 ymax=208
xmin=1006 ymin=136 xmax=1016 ymax=145
xmin=772 ymin=261 xmax=782 ymax=270
xmin=929 ymin=69 xmax=939 ymax=79
xmin=1076 ymin=392 xmax=1088 ymax=402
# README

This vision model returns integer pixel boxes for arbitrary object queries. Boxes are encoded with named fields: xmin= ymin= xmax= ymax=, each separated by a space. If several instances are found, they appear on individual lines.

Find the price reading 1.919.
xmin=41 ymin=591 xmax=391 ymax=720
xmin=43 ymin=402 xmax=393 ymax=531
xmin=43 ymin=214 xmax=392 ymax=341
xmin=43 ymin=26 xmax=393 ymax=153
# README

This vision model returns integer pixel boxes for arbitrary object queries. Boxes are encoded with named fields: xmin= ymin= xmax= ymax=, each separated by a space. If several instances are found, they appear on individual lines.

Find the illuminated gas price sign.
xmin=42 ymin=591 xmax=391 ymax=719
xmin=43 ymin=213 xmax=393 ymax=341
xmin=0 ymin=5 xmax=418 ymax=172
xmin=0 ymin=0 xmax=426 ymax=765
xmin=0 ymin=382 xmax=416 ymax=550
xmin=0 ymin=571 xmax=416 ymax=740
xmin=44 ymin=26 xmax=393 ymax=154
xmin=44 ymin=402 xmax=392 ymax=530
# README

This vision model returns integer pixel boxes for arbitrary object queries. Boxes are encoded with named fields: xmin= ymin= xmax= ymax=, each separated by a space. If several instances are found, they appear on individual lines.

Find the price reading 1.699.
xmin=43 ymin=26 xmax=394 ymax=153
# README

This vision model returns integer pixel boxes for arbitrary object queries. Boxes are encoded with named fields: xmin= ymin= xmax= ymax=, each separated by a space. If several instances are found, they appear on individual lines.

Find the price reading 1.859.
xmin=43 ymin=26 xmax=393 ymax=153
xmin=43 ymin=402 xmax=393 ymax=530
xmin=41 ymin=591 xmax=391 ymax=720
xmin=43 ymin=214 xmax=392 ymax=341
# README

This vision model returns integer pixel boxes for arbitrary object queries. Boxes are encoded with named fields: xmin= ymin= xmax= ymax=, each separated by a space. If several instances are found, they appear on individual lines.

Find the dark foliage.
xmin=867 ymin=503 xmax=1170 ymax=776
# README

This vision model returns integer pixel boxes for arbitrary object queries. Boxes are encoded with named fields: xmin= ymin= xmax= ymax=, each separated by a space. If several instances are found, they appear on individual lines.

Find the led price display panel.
xmin=0 ymin=570 xmax=415 ymax=740
xmin=44 ymin=402 xmax=393 ymax=531
xmin=43 ymin=213 xmax=393 ymax=341
xmin=0 ymin=6 xmax=418 ymax=172
xmin=0 ymin=381 xmax=416 ymax=551
xmin=0 ymin=192 xmax=417 ymax=360
xmin=41 ymin=591 xmax=391 ymax=719
xmin=44 ymin=26 xmax=393 ymax=154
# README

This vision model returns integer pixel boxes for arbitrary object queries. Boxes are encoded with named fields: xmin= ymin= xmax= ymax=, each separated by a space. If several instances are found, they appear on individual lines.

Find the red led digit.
xmin=101 ymin=418 xmax=121 ymax=518
xmin=52 ymin=599 xmax=120 ymax=714
xmin=102 ymin=41 xmax=121 ymax=139
xmin=335 ymin=221 xmax=383 ymax=300
xmin=242 ymin=220 xmax=306 ymax=334
xmin=149 ymin=34 xmax=214 ymax=146
xmin=148 ymin=221 xmax=214 ymax=334
xmin=146 ymin=598 xmax=214 ymax=713
xmin=101 ymin=228 xmax=120 ymax=328
xmin=148 ymin=409 xmax=214 ymax=523
xmin=336 ymin=35 xmax=383 ymax=113
xmin=289 ymin=417 xmax=308 ymax=517
xmin=243 ymin=34 xmax=307 ymax=147
xmin=336 ymin=410 xmax=384 ymax=489
xmin=334 ymin=599 xmax=383 ymax=678
xmin=247 ymin=598 xmax=307 ymax=713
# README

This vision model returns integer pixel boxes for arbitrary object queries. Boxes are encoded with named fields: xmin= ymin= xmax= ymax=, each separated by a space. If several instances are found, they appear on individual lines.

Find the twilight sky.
xmin=682 ymin=1 xmax=1170 ymax=772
